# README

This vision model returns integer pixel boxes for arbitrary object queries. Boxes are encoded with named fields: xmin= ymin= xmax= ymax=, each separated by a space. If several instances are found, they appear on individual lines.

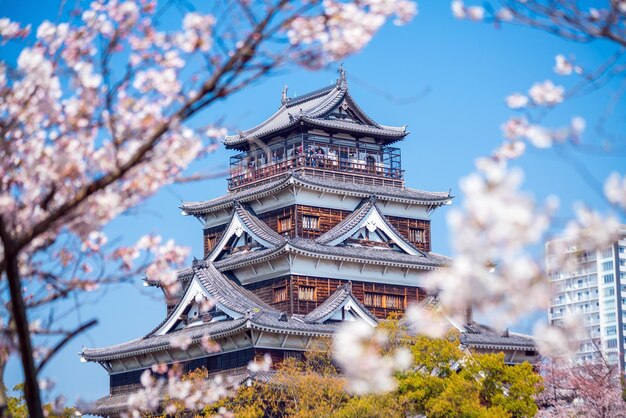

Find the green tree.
xmin=209 ymin=329 xmax=541 ymax=418
xmin=7 ymin=383 xmax=76 ymax=418
xmin=397 ymin=333 xmax=541 ymax=418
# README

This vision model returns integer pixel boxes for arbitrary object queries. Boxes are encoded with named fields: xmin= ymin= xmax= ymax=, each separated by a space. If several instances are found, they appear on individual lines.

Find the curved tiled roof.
xmin=315 ymin=197 xmax=376 ymax=245
xmin=213 ymin=237 xmax=451 ymax=272
xmin=234 ymin=203 xmax=285 ymax=247
xmin=303 ymin=282 xmax=378 ymax=324
xmin=288 ymin=238 xmax=450 ymax=269
xmin=81 ymin=318 xmax=248 ymax=361
xmin=195 ymin=262 xmax=274 ymax=314
xmin=300 ymin=116 xmax=406 ymax=138
xmin=81 ymin=312 xmax=340 ymax=363
xmin=180 ymin=172 xmax=453 ymax=216
xmin=460 ymin=322 xmax=535 ymax=350
xmin=143 ymin=263 xmax=274 ymax=339
xmin=223 ymin=82 xmax=407 ymax=150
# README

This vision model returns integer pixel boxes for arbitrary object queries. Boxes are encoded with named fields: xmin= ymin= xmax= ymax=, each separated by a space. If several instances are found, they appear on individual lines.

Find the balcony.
xmin=228 ymin=137 xmax=403 ymax=191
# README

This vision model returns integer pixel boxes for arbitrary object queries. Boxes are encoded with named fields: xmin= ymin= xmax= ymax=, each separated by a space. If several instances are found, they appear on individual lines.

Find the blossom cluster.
xmin=288 ymin=0 xmax=417 ymax=64
xmin=125 ymin=364 xmax=235 ymax=417
xmin=333 ymin=321 xmax=411 ymax=394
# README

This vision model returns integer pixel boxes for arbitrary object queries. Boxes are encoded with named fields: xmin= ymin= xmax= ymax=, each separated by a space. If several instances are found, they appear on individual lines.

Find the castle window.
xmin=302 ymin=215 xmax=319 ymax=230
xmin=409 ymin=228 xmax=425 ymax=244
xmin=205 ymin=234 xmax=218 ymax=252
xmin=385 ymin=294 xmax=404 ymax=309
xmin=273 ymin=286 xmax=288 ymax=303
xmin=278 ymin=216 xmax=292 ymax=233
xmin=364 ymin=292 xmax=405 ymax=309
xmin=364 ymin=292 xmax=383 ymax=308
xmin=298 ymin=286 xmax=316 ymax=301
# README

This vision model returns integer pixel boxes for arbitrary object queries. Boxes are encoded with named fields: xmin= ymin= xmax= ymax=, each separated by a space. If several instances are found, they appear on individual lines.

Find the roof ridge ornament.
xmin=336 ymin=63 xmax=347 ymax=89
xmin=281 ymin=84 xmax=289 ymax=107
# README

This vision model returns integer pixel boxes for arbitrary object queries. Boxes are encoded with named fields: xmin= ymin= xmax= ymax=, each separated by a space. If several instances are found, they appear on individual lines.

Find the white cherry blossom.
xmin=528 ymin=80 xmax=564 ymax=106
xmin=506 ymin=93 xmax=529 ymax=109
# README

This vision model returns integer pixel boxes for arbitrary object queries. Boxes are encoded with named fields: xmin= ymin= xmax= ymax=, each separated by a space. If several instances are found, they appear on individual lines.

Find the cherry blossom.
xmin=248 ymin=353 xmax=272 ymax=373
xmin=528 ymin=80 xmax=564 ymax=106
xmin=427 ymin=160 xmax=557 ymax=331
xmin=533 ymin=312 xmax=587 ymax=358
xmin=405 ymin=304 xmax=456 ymax=338
xmin=505 ymin=93 xmax=529 ymax=109
xmin=287 ymin=0 xmax=417 ymax=64
xmin=333 ymin=321 xmax=411 ymax=394
xmin=604 ymin=172 xmax=626 ymax=210
xmin=554 ymin=54 xmax=574 ymax=75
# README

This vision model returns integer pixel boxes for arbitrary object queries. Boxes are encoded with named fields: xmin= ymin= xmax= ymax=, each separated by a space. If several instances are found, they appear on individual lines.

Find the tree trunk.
xmin=5 ymin=249 xmax=43 ymax=418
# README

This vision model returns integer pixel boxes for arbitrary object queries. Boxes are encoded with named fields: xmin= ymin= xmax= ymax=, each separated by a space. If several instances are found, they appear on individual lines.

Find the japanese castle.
xmin=83 ymin=70 xmax=537 ymax=416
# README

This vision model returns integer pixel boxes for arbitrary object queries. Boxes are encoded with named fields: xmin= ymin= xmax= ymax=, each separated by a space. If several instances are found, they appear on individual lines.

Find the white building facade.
xmin=546 ymin=225 xmax=626 ymax=370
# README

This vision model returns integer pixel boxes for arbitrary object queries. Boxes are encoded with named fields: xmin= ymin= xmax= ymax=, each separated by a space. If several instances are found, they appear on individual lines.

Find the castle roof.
xmin=302 ymin=282 xmax=378 ymax=325
xmin=180 ymin=171 xmax=453 ymax=216
xmin=223 ymin=81 xmax=407 ymax=150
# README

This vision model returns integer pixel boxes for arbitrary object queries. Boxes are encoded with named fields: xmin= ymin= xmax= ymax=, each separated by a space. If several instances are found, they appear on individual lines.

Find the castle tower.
xmin=81 ymin=73 xmax=536 ymax=416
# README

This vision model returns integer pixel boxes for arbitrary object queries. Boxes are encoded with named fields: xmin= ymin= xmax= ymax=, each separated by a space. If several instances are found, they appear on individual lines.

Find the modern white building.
xmin=546 ymin=225 xmax=626 ymax=370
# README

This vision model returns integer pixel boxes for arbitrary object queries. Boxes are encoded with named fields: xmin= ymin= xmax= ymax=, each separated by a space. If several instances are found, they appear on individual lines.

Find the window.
xmin=620 ymin=260 xmax=625 ymax=267
xmin=409 ymin=228 xmax=425 ymax=244
xmin=605 ymin=312 xmax=616 ymax=322
xmin=205 ymin=234 xmax=218 ymax=252
xmin=602 ymin=261 xmax=614 ymax=271
xmin=302 ymin=215 xmax=319 ymax=230
xmin=364 ymin=292 xmax=405 ymax=309
xmin=607 ymin=339 xmax=618 ymax=349
xmin=364 ymin=292 xmax=383 ymax=308
xmin=273 ymin=286 xmax=288 ymax=303
xmin=385 ymin=294 xmax=404 ymax=309
xmin=606 ymin=325 xmax=617 ymax=336
xmin=278 ymin=216 xmax=292 ymax=233
xmin=605 ymin=287 xmax=615 ymax=297
xmin=604 ymin=274 xmax=615 ymax=284
xmin=620 ymin=246 xmax=625 ymax=254
xmin=602 ymin=248 xmax=613 ymax=258
xmin=298 ymin=286 xmax=316 ymax=301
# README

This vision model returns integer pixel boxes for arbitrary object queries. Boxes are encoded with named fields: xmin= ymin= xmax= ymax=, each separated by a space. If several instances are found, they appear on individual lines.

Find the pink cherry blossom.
xmin=528 ymin=80 xmax=564 ymax=105
xmin=505 ymin=93 xmax=529 ymax=109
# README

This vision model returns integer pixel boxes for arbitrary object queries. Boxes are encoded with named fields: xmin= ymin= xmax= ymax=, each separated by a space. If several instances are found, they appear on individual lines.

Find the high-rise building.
xmin=546 ymin=225 xmax=626 ymax=369
xmin=82 ymin=72 xmax=536 ymax=416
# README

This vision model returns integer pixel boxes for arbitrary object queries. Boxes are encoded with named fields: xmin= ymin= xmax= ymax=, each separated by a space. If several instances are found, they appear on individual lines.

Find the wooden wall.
xmin=245 ymin=276 xmax=292 ymax=313
xmin=258 ymin=206 xmax=296 ymax=238
xmin=257 ymin=204 xmax=351 ymax=239
xmin=245 ymin=275 xmax=424 ymax=319
xmin=204 ymin=205 xmax=431 ymax=255
xmin=295 ymin=205 xmax=351 ymax=239
xmin=204 ymin=225 xmax=227 ymax=257
xmin=386 ymin=216 xmax=431 ymax=252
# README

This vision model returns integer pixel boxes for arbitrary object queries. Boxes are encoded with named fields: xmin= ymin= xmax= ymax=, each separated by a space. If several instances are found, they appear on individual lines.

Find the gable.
xmin=151 ymin=274 xmax=245 ymax=336
xmin=326 ymin=205 xmax=421 ymax=255
xmin=322 ymin=296 xmax=378 ymax=327
xmin=322 ymin=92 xmax=381 ymax=127
xmin=208 ymin=210 xmax=277 ymax=262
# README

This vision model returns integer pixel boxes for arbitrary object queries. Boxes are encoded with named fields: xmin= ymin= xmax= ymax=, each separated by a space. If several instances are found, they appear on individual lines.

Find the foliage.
xmin=209 ymin=331 xmax=541 ymax=418
xmin=209 ymin=350 xmax=349 ymax=418
xmin=6 ymin=384 xmax=76 ymax=418
xmin=397 ymin=333 xmax=541 ymax=418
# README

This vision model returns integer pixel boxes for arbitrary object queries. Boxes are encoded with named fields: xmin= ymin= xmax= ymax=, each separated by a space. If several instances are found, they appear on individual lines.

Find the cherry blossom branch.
xmin=35 ymin=319 xmax=97 ymax=375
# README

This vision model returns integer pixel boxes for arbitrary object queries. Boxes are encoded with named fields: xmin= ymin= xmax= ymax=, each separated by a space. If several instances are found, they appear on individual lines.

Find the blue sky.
xmin=2 ymin=0 xmax=625 ymax=407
